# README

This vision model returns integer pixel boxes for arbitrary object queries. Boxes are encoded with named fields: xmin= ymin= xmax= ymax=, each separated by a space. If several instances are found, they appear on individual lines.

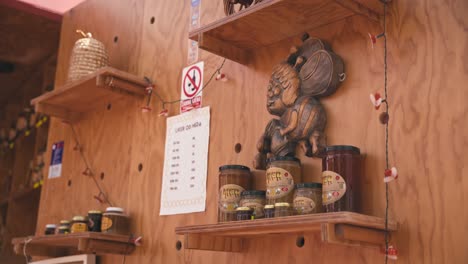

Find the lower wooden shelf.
xmin=12 ymin=232 xmax=135 ymax=257
xmin=175 ymin=212 xmax=398 ymax=252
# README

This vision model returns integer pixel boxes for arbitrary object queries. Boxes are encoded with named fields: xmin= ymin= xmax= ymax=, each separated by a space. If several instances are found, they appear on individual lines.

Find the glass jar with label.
xmin=88 ymin=210 xmax=102 ymax=232
xmin=240 ymin=190 xmax=266 ymax=219
xmin=218 ymin=165 xmax=252 ymax=222
xmin=101 ymin=207 xmax=130 ymax=235
xmin=264 ymin=205 xmax=275 ymax=218
xmin=44 ymin=224 xmax=56 ymax=235
xmin=71 ymin=216 xmax=88 ymax=233
xmin=236 ymin=207 xmax=253 ymax=221
xmin=293 ymin=182 xmax=322 ymax=215
xmin=266 ymin=157 xmax=302 ymax=205
xmin=322 ymin=145 xmax=361 ymax=212
xmin=274 ymin=202 xmax=292 ymax=217
xmin=58 ymin=226 xmax=70 ymax=234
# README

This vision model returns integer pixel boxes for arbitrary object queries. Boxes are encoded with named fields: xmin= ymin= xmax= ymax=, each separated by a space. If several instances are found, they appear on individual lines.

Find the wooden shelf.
xmin=189 ymin=0 xmax=382 ymax=64
xmin=31 ymin=67 xmax=148 ymax=123
xmin=12 ymin=232 xmax=135 ymax=257
xmin=175 ymin=212 xmax=397 ymax=252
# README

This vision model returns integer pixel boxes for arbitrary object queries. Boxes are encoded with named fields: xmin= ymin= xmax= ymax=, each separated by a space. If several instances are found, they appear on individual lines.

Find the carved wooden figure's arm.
xmin=279 ymin=110 xmax=298 ymax=136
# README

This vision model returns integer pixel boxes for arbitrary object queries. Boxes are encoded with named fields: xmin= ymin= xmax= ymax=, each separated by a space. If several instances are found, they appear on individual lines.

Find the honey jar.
xmin=274 ymin=202 xmax=292 ymax=217
xmin=58 ymin=226 xmax=70 ymax=234
xmin=101 ymin=207 xmax=130 ymax=235
xmin=264 ymin=205 xmax=275 ymax=218
xmin=236 ymin=207 xmax=253 ymax=221
xmin=71 ymin=216 xmax=88 ymax=233
xmin=218 ymin=165 xmax=252 ymax=222
xmin=44 ymin=224 xmax=56 ymax=235
xmin=266 ymin=157 xmax=302 ymax=205
xmin=293 ymin=182 xmax=322 ymax=215
xmin=322 ymin=145 xmax=361 ymax=212
xmin=240 ymin=190 xmax=266 ymax=219
xmin=88 ymin=210 xmax=102 ymax=232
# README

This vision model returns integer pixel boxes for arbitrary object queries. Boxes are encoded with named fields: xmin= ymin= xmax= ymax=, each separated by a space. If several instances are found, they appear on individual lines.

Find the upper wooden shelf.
xmin=12 ymin=232 xmax=135 ymax=257
xmin=31 ymin=67 xmax=148 ymax=123
xmin=189 ymin=0 xmax=383 ymax=64
xmin=175 ymin=212 xmax=397 ymax=252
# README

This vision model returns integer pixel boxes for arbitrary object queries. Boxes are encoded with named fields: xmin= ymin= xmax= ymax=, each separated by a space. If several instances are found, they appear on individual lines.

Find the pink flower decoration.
xmin=215 ymin=72 xmax=228 ymax=82
xmin=387 ymin=245 xmax=398 ymax=260
xmin=370 ymin=93 xmax=383 ymax=110
xmin=384 ymin=167 xmax=398 ymax=183
xmin=145 ymin=86 xmax=153 ymax=94
xmin=158 ymin=109 xmax=169 ymax=117
xmin=141 ymin=106 xmax=152 ymax=113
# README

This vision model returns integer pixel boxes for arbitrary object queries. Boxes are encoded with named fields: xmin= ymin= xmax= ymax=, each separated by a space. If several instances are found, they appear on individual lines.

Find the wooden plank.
xmin=30 ymin=67 xmax=147 ymax=122
xmin=189 ymin=0 xmax=381 ymax=62
xmin=321 ymin=223 xmax=387 ymax=248
xmin=11 ymin=233 xmax=135 ymax=257
xmin=176 ymin=212 xmax=397 ymax=237
xmin=185 ymin=234 xmax=243 ymax=252
xmin=198 ymin=33 xmax=251 ymax=65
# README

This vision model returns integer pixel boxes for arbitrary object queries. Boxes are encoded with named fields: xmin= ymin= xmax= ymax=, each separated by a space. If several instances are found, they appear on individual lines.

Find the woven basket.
xmin=67 ymin=30 xmax=109 ymax=82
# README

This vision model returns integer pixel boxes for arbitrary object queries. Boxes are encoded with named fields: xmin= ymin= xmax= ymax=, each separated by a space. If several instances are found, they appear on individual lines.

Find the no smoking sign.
xmin=180 ymin=61 xmax=204 ymax=113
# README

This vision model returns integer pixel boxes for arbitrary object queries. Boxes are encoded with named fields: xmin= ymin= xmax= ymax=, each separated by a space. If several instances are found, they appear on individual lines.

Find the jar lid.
xmin=236 ymin=207 xmax=253 ymax=211
xmin=324 ymin=145 xmax=360 ymax=154
xmin=106 ymin=207 xmax=124 ymax=213
xmin=45 ymin=224 xmax=57 ymax=228
xmin=295 ymin=182 xmax=322 ymax=189
xmin=274 ymin=202 xmax=291 ymax=207
xmin=59 ymin=220 xmax=71 ymax=225
xmin=267 ymin=156 xmax=300 ymax=164
xmin=88 ymin=210 xmax=102 ymax=214
xmin=219 ymin=165 xmax=250 ymax=172
xmin=264 ymin=205 xmax=275 ymax=209
xmin=58 ymin=226 xmax=69 ymax=230
xmin=241 ymin=190 xmax=266 ymax=196
xmin=72 ymin=216 xmax=87 ymax=221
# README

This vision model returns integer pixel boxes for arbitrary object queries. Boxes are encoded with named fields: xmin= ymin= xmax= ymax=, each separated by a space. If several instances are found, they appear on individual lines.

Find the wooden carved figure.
xmin=254 ymin=34 xmax=346 ymax=169
xmin=223 ymin=0 xmax=263 ymax=16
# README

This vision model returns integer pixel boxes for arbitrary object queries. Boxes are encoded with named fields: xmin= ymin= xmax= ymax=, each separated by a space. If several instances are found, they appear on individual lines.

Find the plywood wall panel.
xmin=35 ymin=0 xmax=468 ymax=263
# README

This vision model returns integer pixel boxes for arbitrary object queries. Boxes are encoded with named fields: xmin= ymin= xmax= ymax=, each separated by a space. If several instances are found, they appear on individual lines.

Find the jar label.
xmin=101 ymin=216 xmax=113 ymax=231
xmin=266 ymin=167 xmax=295 ymax=199
xmin=71 ymin=223 xmax=87 ymax=233
xmin=293 ymin=197 xmax=316 ymax=214
xmin=219 ymin=184 xmax=245 ymax=212
xmin=322 ymin=171 xmax=346 ymax=205
xmin=241 ymin=199 xmax=265 ymax=218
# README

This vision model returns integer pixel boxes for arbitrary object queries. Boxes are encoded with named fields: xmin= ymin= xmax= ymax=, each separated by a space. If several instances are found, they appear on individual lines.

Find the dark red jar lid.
xmin=324 ymin=145 xmax=360 ymax=154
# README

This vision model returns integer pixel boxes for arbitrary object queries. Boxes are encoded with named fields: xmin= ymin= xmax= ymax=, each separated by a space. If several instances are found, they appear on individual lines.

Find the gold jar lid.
xmin=274 ymin=202 xmax=291 ymax=207
xmin=236 ymin=207 xmax=252 ymax=211
xmin=264 ymin=205 xmax=275 ymax=209
xmin=72 ymin=216 xmax=87 ymax=222
xmin=58 ymin=226 xmax=69 ymax=230
xmin=59 ymin=220 xmax=71 ymax=225
xmin=88 ymin=210 xmax=102 ymax=214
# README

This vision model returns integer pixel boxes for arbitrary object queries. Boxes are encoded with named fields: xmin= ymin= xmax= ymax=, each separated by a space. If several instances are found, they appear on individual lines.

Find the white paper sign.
xmin=180 ymin=61 xmax=204 ymax=113
xmin=160 ymin=106 xmax=210 ymax=215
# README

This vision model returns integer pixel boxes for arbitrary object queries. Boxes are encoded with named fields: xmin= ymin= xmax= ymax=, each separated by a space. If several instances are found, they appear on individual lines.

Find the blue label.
xmin=50 ymin=141 xmax=64 ymax=165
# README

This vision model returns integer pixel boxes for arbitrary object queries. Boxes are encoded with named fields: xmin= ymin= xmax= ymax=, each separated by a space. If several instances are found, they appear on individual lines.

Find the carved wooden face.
xmin=267 ymin=63 xmax=300 ymax=116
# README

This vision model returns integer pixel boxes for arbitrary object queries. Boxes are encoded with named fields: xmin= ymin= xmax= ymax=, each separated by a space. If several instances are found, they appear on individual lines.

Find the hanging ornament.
xmin=215 ymin=71 xmax=228 ymax=82
xmin=82 ymin=167 xmax=93 ymax=176
xmin=379 ymin=112 xmax=390 ymax=124
xmin=132 ymin=236 xmax=143 ymax=246
xmin=141 ymin=106 xmax=152 ymax=113
xmin=382 ymin=245 xmax=398 ymax=260
xmin=368 ymin=32 xmax=385 ymax=49
xmin=384 ymin=167 xmax=398 ymax=183
xmin=370 ymin=93 xmax=383 ymax=110
xmin=158 ymin=108 xmax=169 ymax=117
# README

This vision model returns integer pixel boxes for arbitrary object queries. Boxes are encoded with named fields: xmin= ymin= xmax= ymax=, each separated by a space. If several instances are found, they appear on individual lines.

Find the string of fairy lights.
xmin=369 ymin=0 xmax=398 ymax=262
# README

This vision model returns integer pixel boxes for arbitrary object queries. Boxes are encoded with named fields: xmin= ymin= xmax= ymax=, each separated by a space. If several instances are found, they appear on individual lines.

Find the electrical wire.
xmin=382 ymin=1 xmax=390 ymax=263
xmin=69 ymin=124 xmax=113 ymax=207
